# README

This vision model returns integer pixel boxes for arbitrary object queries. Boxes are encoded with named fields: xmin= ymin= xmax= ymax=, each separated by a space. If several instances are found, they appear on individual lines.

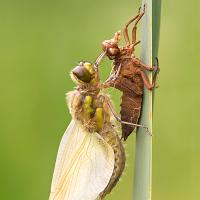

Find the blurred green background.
xmin=0 ymin=0 xmax=200 ymax=199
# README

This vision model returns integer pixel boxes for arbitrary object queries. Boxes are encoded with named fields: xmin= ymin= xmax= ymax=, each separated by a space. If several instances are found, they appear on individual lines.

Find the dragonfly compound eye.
xmin=72 ymin=65 xmax=92 ymax=83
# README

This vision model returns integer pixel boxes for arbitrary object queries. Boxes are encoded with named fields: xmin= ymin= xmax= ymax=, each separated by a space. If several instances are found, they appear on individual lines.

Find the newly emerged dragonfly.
xmin=49 ymin=53 xmax=145 ymax=199
xmin=101 ymin=6 xmax=159 ymax=140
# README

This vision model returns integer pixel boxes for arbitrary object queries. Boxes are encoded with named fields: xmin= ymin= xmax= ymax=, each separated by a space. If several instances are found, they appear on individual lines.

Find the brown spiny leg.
xmin=133 ymin=57 xmax=160 ymax=72
xmin=152 ymin=57 xmax=160 ymax=87
xmin=136 ymin=68 xmax=159 ymax=90
xmin=131 ymin=5 xmax=145 ymax=45
xmin=123 ymin=7 xmax=142 ymax=46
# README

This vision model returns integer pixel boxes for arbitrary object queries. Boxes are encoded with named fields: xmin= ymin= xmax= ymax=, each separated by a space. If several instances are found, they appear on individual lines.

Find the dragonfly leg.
xmin=136 ymin=68 xmax=159 ymax=90
xmin=131 ymin=5 xmax=145 ymax=45
xmin=133 ymin=57 xmax=160 ymax=72
xmin=123 ymin=7 xmax=142 ymax=46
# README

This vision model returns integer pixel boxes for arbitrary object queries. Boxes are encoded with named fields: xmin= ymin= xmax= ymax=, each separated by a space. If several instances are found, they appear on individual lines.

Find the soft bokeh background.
xmin=0 ymin=0 xmax=200 ymax=199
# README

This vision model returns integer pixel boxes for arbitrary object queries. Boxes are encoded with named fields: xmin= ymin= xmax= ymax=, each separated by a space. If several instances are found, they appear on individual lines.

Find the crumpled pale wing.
xmin=49 ymin=119 xmax=114 ymax=200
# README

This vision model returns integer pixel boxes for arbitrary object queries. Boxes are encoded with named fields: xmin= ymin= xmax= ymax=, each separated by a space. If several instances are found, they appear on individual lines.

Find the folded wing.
xmin=49 ymin=120 xmax=114 ymax=200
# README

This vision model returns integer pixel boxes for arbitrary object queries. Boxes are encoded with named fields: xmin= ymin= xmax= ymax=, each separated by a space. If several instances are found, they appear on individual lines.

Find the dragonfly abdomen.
xmin=99 ymin=123 xmax=125 ymax=198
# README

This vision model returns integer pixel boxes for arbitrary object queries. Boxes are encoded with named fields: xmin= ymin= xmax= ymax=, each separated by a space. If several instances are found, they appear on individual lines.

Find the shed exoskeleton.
xmin=101 ymin=6 xmax=159 ymax=140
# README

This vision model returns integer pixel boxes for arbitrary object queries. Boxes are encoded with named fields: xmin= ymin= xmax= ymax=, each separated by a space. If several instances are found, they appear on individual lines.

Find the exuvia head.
xmin=71 ymin=61 xmax=97 ymax=84
xmin=102 ymin=31 xmax=121 ymax=59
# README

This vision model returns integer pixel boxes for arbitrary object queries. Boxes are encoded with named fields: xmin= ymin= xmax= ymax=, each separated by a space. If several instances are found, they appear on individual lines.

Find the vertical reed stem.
xmin=133 ymin=0 xmax=161 ymax=199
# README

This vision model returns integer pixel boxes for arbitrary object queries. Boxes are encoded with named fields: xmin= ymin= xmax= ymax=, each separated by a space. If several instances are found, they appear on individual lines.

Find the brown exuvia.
xmin=101 ymin=6 xmax=159 ymax=140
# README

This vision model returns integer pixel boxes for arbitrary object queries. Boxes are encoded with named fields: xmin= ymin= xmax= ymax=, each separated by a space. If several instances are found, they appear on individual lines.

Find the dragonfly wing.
xmin=49 ymin=119 xmax=114 ymax=200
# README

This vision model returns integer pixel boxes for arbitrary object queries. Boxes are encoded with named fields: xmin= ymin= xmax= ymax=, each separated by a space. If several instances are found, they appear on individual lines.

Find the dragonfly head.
xmin=71 ymin=61 xmax=97 ymax=85
xmin=102 ymin=31 xmax=121 ymax=60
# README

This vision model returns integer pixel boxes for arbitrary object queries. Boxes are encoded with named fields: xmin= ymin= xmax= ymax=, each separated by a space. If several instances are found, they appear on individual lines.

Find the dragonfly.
xmin=48 ymin=53 xmax=144 ymax=200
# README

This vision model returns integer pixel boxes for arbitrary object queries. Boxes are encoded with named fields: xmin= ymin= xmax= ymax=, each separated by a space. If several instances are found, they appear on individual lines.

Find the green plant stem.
xmin=133 ymin=0 xmax=161 ymax=200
